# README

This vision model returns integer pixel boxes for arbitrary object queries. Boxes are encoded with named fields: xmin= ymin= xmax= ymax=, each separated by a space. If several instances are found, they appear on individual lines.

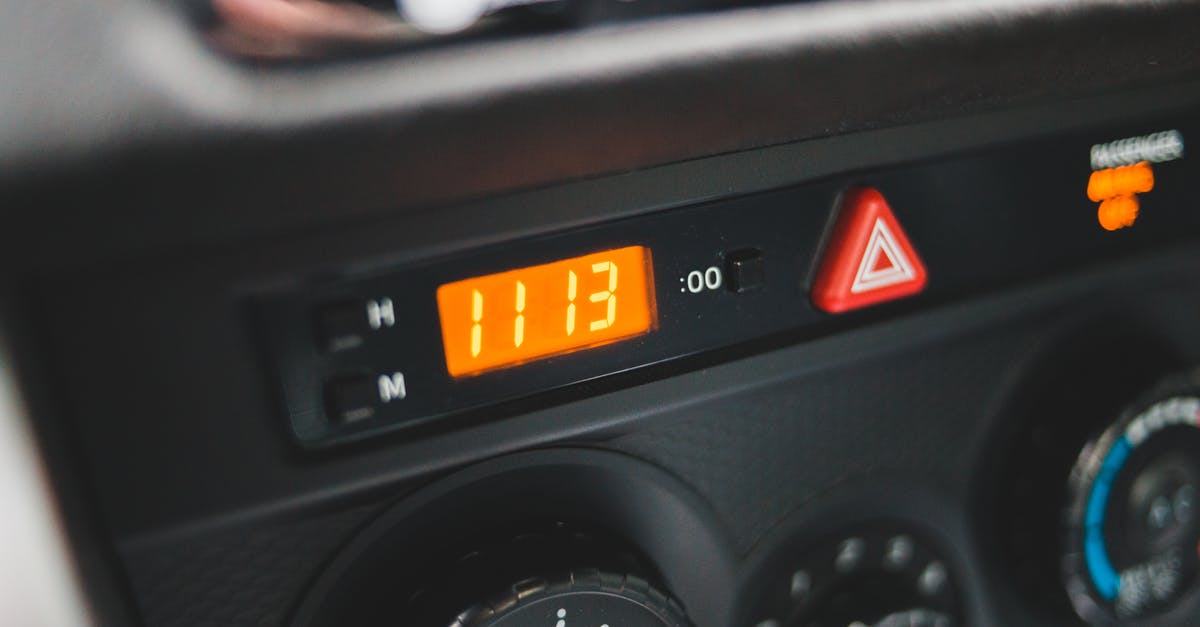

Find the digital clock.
xmin=436 ymin=246 xmax=658 ymax=378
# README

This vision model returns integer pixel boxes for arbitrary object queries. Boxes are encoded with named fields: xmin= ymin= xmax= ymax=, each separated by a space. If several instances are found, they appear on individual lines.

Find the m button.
xmin=324 ymin=375 xmax=377 ymax=423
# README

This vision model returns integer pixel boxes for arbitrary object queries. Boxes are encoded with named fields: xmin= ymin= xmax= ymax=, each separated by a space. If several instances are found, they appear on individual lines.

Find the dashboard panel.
xmin=6 ymin=2 xmax=1200 ymax=627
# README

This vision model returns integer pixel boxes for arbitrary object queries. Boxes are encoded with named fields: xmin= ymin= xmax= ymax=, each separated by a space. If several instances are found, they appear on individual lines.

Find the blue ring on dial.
xmin=1083 ymin=435 xmax=1132 ymax=601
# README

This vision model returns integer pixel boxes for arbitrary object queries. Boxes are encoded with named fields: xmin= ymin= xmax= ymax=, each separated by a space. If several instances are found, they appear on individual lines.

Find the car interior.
xmin=6 ymin=0 xmax=1200 ymax=626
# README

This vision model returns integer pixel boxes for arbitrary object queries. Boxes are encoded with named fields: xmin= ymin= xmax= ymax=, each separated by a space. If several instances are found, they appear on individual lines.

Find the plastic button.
xmin=324 ymin=375 xmax=377 ymax=423
xmin=725 ymin=248 xmax=765 ymax=293
xmin=315 ymin=301 xmax=369 ymax=352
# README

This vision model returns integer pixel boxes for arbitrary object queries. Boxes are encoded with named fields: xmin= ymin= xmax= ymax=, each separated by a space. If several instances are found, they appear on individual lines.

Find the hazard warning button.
xmin=811 ymin=188 xmax=928 ymax=313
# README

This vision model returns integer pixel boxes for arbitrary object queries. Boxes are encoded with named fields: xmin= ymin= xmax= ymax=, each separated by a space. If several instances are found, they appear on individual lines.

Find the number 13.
xmin=566 ymin=261 xmax=618 ymax=335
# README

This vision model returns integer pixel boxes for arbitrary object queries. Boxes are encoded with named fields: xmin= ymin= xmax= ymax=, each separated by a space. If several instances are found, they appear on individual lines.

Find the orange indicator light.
xmin=1097 ymin=195 xmax=1140 ymax=232
xmin=1087 ymin=161 xmax=1155 ymax=231
xmin=436 ymin=246 xmax=657 ymax=378
xmin=1087 ymin=161 xmax=1155 ymax=202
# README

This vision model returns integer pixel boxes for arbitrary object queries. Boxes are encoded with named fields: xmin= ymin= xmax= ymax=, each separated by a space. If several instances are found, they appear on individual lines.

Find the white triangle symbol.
xmin=850 ymin=218 xmax=916 ymax=294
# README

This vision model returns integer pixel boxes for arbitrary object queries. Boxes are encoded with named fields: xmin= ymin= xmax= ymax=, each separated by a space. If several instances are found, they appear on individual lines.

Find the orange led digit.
xmin=436 ymin=246 xmax=657 ymax=378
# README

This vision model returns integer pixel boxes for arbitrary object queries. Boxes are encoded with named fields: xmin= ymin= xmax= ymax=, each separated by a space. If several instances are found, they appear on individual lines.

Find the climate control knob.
xmin=451 ymin=570 xmax=689 ymax=627
xmin=1063 ymin=379 xmax=1200 ymax=624
xmin=392 ymin=521 xmax=692 ymax=627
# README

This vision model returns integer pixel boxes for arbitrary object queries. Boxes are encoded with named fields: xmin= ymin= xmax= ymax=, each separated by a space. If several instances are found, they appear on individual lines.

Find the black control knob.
xmin=1062 ymin=377 xmax=1200 ymax=625
xmin=451 ymin=570 xmax=689 ymax=627
xmin=396 ymin=522 xmax=691 ymax=627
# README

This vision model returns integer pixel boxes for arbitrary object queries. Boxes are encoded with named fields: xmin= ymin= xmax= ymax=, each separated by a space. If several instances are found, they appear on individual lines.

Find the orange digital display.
xmin=436 ymin=246 xmax=657 ymax=378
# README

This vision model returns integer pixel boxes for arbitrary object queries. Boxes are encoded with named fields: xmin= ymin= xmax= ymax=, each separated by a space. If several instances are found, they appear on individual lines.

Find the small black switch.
xmin=725 ymin=248 xmax=765 ymax=293
xmin=315 ymin=298 xmax=391 ymax=352
xmin=315 ymin=301 xmax=368 ymax=352
xmin=324 ymin=375 xmax=378 ymax=423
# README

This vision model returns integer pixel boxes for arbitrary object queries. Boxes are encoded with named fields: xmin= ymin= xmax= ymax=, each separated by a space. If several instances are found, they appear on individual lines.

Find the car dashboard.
xmin=5 ymin=1 xmax=1200 ymax=627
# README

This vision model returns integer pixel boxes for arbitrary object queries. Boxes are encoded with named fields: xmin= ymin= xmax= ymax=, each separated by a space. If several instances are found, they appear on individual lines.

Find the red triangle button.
xmin=811 ymin=188 xmax=928 ymax=313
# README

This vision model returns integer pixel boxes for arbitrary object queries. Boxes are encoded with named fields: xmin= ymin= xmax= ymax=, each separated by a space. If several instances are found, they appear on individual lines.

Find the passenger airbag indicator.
xmin=1087 ymin=130 xmax=1184 ymax=231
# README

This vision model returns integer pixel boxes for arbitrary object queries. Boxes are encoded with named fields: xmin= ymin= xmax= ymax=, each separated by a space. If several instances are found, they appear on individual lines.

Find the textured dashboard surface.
xmin=121 ymin=506 xmax=376 ymax=627
xmin=607 ymin=325 xmax=1033 ymax=555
